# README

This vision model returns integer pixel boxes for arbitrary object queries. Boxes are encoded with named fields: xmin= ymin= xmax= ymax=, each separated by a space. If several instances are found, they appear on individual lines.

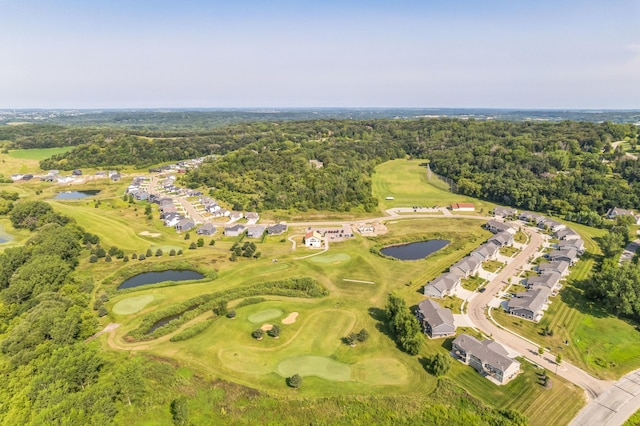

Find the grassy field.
xmin=0 ymin=157 xmax=580 ymax=423
xmin=371 ymin=159 xmax=496 ymax=213
xmin=8 ymin=146 xmax=75 ymax=161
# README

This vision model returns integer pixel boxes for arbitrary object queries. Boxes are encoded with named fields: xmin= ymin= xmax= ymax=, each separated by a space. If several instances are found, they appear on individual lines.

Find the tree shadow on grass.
xmin=368 ymin=307 xmax=406 ymax=353
xmin=560 ymin=280 xmax=609 ymax=319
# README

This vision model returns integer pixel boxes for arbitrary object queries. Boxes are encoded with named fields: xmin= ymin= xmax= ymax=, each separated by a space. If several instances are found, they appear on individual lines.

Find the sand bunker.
xmin=282 ymin=312 xmax=299 ymax=324
xmin=139 ymin=231 xmax=161 ymax=237
xmin=260 ymin=324 xmax=274 ymax=331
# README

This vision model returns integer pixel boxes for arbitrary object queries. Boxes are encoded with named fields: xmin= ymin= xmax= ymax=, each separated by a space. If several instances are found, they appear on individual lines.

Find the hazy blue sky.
xmin=1 ymin=0 xmax=638 ymax=109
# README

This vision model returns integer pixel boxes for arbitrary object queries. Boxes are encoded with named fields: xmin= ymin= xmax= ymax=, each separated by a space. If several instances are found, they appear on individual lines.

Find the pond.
xmin=380 ymin=240 xmax=449 ymax=261
xmin=54 ymin=190 xmax=101 ymax=199
xmin=118 ymin=269 xmax=205 ymax=290
xmin=0 ymin=224 xmax=13 ymax=244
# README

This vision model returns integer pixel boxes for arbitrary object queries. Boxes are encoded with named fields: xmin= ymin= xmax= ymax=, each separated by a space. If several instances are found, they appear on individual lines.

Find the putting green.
xmin=247 ymin=309 xmax=283 ymax=324
xmin=112 ymin=295 xmax=155 ymax=315
xmin=352 ymin=358 xmax=409 ymax=385
xmin=277 ymin=356 xmax=351 ymax=381
xmin=309 ymin=253 xmax=351 ymax=264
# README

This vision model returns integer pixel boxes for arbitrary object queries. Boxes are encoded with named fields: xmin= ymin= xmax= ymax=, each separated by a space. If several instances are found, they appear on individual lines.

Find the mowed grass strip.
xmin=372 ymin=159 xmax=495 ymax=212
xmin=8 ymin=146 xmax=75 ymax=160
xmin=449 ymin=359 xmax=584 ymax=426
xmin=277 ymin=356 xmax=351 ymax=381
xmin=112 ymin=295 xmax=155 ymax=315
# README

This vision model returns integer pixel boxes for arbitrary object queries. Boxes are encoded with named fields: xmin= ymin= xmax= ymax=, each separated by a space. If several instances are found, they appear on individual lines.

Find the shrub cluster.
xmin=169 ymin=318 xmax=216 ymax=342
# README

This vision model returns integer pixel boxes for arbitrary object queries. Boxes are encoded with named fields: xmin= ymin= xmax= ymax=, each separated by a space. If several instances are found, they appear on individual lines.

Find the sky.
xmin=0 ymin=0 xmax=639 ymax=109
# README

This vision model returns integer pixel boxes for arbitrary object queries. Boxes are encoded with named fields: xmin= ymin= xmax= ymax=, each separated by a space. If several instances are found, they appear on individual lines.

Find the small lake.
xmin=54 ymin=190 xmax=101 ymax=200
xmin=118 ymin=270 xmax=205 ymax=290
xmin=380 ymin=240 xmax=449 ymax=261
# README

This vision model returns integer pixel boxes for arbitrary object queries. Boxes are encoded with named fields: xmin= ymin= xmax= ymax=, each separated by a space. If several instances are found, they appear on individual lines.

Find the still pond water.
xmin=54 ymin=190 xmax=101 ymax=199
xmin=118 ymin=270 xmax=204 ymax=290
xmin=380 ymin=240 xmax=449 ymax=260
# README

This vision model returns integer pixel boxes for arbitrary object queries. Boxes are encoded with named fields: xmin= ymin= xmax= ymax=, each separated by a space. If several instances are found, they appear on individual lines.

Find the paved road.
xmin=466 ymin=229 xmax=613 ymax=401
xmin=572 ymin=370 xmax=640 ymax=425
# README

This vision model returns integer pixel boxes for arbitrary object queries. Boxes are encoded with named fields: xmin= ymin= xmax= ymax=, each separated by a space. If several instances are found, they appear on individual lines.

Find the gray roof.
xmin=508 ymin=287 xmax=551 ymax=315
xmin=558 ymin=239 xmax=584 ymax=251
xmin=245 ymin=212 xmax=259 ymax=219
xmin=548 ymin=248 xmax=578 ymax=262
xmin=555 ymin=229 xmax=579 ymax=240
xmin=424 ymin=272 xmax=461 ymax=297
xmin=489 ymin=231 xmax=514 ymax=246
xmin=267 ymin=223 xmax=288 ymax=234
xmin=247 ymin=225 xmax=266 ymax=237
xmin=417 ymin=299 xmax=455 ymax=333
xmin=451 ymin=255 xmax=482 ymax=276
xmin=520 ymin=211 xmax=544 ymax=222
xmin=486 ymin=220 xmax=513 ymax=233
xmin=472 ymin=241 xmax=501 ymax=260
xmin=452 ymin=334 xmax=519 ymax=373
xmin=175 ymin=218 xmax=195 ymax=229
xmin=197 ymin=223 xmax=216 ymax=233
xmin=526 ymin=272 xmax=561 ymax=289
xmin=225 ymin=224 xmax=246 ymax=233
xmin=493 ymin=207 xmax=518 ymax=217
xmin=608 ymin=207 xmax=636 ymax=218
xmin=539 ymin=260 xmax=570 ymax=275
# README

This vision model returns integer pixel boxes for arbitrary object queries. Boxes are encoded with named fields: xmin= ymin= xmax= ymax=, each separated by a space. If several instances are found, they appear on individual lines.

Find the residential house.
xmin=547 ymin=248 xmax=578 ymax=265
xmin=471 ymin=242 xmax=501 ymax=261
xmin=133 ymin=190 xmax=149 ymax=201
xmin=111 ymin=173 xmax=121 ymax=182
xmin=224 ymin=224 xmax=246 ymax=237
xmin=555 ymin=229 xmax=581 ymax=241
xmin=493 ymin=207 xmax=518 ymax=218
xmin=538 ymin=260 xmax=570 ymax=277
xmin=196 ymin=223 xmax=216 ymax=236
xmin=526 ymin=272 xmax=561 ymax=290
xmin=229 ymin=211 xmax=243 ymax=222
xmin=164 ymin=214 xmax=184 ymax=227
xmin=606 ymin=207 xmax=640 ymax=224
xmin=450 ymin=203 xmax=475 ymax=212
xmin=488 ymin=231 xmax=514 ymax=247
xmin=519 ymin=211 xmax=544 ymax=223
xmin=423 ymin=273 xmax=462 ymax=298
xmin=416 ymin=299 xmax=456 ymax=338
xmin=304 ymin=231 xmax=323 ymax=248
xmin=245 ymin=212 xmax=260 ymax=225
xmin=267 ymin=223 xmax=288 ymax=235
xmin=558 ymin=239 xmax=585 ymax=254
xmin=450 ymin=255 xmax=482 ymax=278
xmin=247 ymin=225 xmax=266 ymax=238
xmin=486 ymin=220 xmax=515 ymax=235
xmin=175 ymin=218 xmax=195 ymax=232
xmin=538 ymin=219 xmax=566 ymax=233
xmin=451 ymin=334 xmax=521 ymax=384
xmin=507 ymin=287 xmax=551 ymax=321
xmin=72 ymin=169 xmax=82 ymax=176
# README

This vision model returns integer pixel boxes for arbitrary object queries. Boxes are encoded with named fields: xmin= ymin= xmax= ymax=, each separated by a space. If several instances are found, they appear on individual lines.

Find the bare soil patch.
xmin=282 ymin=312 xmax=299 ymax=324
xmin=140 ymin=231 xmax=161 ymax=237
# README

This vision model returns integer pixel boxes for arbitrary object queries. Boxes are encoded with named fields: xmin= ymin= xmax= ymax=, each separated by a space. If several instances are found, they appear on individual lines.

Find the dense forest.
xmin=2 ymin=118 xmax=639 ymax=216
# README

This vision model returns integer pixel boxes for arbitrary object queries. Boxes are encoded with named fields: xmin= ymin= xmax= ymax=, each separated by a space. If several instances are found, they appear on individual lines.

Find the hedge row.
xmin=235 ymin=297 xmax=266 ymax=308
xmin=127 ymin=277 xmax=327 ymax=341
xmin=169 ymin=318 xmax=217 ymax=342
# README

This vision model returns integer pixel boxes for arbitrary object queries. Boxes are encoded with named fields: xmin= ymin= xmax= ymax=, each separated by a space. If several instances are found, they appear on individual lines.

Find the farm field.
xmin=8 ymin=146 xmax=75 ymax=160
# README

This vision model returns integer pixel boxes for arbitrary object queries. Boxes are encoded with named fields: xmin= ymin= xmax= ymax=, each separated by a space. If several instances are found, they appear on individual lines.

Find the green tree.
xmin=252 ymin=328 xmax=264 ymax=339
xmin=287 ymin=373 xmax=303 ymax=388
xmin=197 ymin=238 xmax=204 ymax=247
xmin=209 ymin=239 xmax=215 ymax=246
xmin=429 ymin=353 xmax=451 ymax=376
xmin=268 ymin=325 xmax=280 ymax=338
xmin=170 ymin=397 xmax=188 ymax=426
xmin=169 ymin=249 xmax=176 ymax=256
xmin=146 ymin=248 xmax=152 ymax=257
xmin=214 ymin=300 xmax=228 ymax=317
xmin=184 ymin=232 xmax=190 ymax=240
xmin=89 ymin=254 xmax=98 ymax=263
xmin=104 ymin=254 xmax=111 ymax=262
xmin=356 ymin=328 xmax=369 ymax=342
xmin=189 ymin=242 xmax=197 ymax=250
xmin=155 ymin=248 xmax=163 ymax=257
